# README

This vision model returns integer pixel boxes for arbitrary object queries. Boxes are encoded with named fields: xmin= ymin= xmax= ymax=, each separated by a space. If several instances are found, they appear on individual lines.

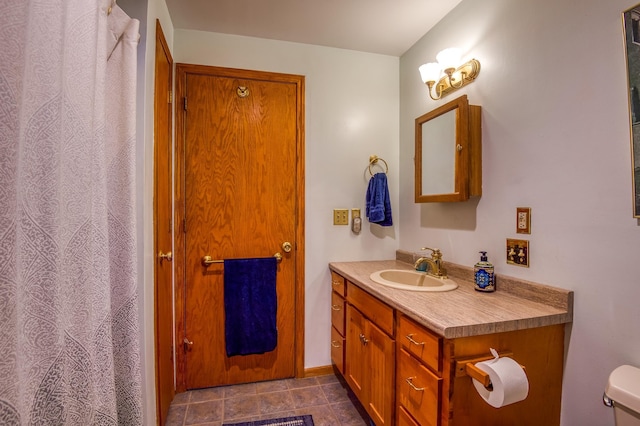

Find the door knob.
xmin=282 ymin=242 xmax=292 ymax=253
xmin=183 ymin=338 xmax=193 ymax=352
xmin=158 ymin=251 xmax=172 ymax=262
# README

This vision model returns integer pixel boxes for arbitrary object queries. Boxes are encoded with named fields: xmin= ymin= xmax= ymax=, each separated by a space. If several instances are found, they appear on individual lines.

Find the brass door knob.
xmin=158 ymin=251 xmax=172 ymax=262
xmin=282 ymin=242 xmax=292 ymax=253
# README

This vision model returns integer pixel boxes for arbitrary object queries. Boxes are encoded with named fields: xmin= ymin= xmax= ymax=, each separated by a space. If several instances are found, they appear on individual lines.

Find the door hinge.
xmin=168 ymin=90 xmax=173 ymax=104
xmin=183 ymin=97 xmax=187 ymax=111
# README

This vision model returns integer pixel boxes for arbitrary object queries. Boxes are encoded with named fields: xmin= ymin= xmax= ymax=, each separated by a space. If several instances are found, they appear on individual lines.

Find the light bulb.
xmin=436 ymin=48 xmax=461 ymax=72
xmin=418 ymin=62 xmax=441 ymax=83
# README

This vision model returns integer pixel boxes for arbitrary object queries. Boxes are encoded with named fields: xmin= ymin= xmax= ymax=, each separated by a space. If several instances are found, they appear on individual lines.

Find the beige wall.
xmin=400 ymin=0 xmax=640 ymax=425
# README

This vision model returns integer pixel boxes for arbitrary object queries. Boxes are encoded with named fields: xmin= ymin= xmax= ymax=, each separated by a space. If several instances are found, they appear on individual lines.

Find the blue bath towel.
xmin=366 ymin=172 xmax=393 ymax=226
xmin=224 ymin=257 xmax=278 ymax=357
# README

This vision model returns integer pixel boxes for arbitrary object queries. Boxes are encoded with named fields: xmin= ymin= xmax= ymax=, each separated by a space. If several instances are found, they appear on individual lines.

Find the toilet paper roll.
xmin=472 ymin=356 xmax=529 ymax=408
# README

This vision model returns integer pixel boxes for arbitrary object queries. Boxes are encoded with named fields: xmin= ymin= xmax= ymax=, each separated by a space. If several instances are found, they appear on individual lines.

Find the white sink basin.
xmin=369 ymin=269 xmax=458 ymax=292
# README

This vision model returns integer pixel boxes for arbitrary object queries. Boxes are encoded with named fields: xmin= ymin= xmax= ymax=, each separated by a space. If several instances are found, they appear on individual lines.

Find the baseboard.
xmin=303 ymin=365 xmax=336 ymax=377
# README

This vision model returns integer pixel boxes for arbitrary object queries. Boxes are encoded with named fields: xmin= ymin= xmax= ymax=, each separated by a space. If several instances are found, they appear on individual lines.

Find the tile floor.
xmin=165 ymin=373 xmax=371 ymax=426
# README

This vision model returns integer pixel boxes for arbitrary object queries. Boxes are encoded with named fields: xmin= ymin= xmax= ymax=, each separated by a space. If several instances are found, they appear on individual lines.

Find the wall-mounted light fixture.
xmin=419 ymin=48 xmax=481 ymax=100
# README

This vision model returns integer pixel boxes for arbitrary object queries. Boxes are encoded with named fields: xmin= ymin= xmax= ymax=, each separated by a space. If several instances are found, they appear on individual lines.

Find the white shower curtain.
xmin=0 ymin=1 xmax=143 ymax=424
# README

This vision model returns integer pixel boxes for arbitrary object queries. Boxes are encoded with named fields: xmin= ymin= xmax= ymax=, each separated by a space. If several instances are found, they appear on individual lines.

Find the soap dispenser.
xmin=474 ymin=251 xmax=495 ymax=292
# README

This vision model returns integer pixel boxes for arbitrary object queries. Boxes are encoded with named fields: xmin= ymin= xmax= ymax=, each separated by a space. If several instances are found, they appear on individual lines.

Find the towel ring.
xmin=369 ymin=155 xmax=389 ymax=176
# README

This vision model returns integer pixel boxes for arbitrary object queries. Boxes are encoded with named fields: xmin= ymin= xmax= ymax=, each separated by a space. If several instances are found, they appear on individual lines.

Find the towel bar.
xmin=202 ymin=253 xmax=282 ymax=266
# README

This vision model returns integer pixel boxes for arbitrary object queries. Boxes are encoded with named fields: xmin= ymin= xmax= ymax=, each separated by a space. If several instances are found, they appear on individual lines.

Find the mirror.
xmin=415 ymin=94 xmax=481 ymax=203
xmin=623 ymin=4 xmax=640 ymax=217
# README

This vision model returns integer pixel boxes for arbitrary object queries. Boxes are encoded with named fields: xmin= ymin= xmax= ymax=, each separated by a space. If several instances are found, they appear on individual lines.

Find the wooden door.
xmin=175 ymin=64 xmax=305 ymax=390
xmin=153 ymin=20 xmax=174 ymax=425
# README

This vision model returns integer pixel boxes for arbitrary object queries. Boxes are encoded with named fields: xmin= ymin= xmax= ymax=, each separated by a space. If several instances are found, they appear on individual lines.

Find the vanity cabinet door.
xmin=367 ymin=318 xmax=395 ymax=426
xmin=345 ymin=304 xmax=367 ymax=401
xmin=397 ymin=348 xmax=441 ymax=426
xmin=345 ymin=303 xmax=395 ymax=426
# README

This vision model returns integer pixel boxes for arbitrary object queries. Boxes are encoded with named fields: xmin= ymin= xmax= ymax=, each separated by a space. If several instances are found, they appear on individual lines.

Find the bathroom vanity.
xmin=329 ymin=251 xmax=573 ymax=426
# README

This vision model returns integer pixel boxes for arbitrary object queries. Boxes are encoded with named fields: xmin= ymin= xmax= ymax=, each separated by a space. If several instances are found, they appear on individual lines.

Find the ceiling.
xmin=165 ymin=0 xmax=463 ymax=57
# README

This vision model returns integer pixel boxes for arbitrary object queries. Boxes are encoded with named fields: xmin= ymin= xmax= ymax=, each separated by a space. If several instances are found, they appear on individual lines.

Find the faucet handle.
xmin=421 ymin=247 xmax=442 ymax=259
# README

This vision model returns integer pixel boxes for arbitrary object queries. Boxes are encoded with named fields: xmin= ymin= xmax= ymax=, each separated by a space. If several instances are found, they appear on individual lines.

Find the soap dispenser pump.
xmin=474 ymin=251 xmax=495 ymax=292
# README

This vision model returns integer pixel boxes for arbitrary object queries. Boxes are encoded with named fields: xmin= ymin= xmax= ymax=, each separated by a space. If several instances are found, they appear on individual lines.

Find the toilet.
xmin=605 ymin=365 xmax=640 ymax=425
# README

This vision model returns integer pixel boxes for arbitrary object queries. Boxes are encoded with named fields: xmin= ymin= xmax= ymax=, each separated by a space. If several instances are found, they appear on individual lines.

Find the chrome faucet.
xmin=414 ymin=247 xmax=447 ymax=278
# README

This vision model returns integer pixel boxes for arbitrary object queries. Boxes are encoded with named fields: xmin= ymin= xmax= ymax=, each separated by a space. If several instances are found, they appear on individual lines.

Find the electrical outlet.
xmin=516 ymin=207 xmax=531 ymax=234
xmin=333 ymin=209 xmax=349 ymax=225
xmin=506 ymin=238 xmax=529 ymax=267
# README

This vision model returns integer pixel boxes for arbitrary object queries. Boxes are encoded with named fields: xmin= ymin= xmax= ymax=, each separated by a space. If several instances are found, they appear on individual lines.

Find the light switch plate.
xmin=506 ymin=238 xmax=529 ymax=267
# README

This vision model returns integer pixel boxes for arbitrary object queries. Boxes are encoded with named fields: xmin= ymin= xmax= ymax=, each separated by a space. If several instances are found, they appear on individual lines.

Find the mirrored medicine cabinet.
xmin=415 ymin=94 xmax=482 ymax=203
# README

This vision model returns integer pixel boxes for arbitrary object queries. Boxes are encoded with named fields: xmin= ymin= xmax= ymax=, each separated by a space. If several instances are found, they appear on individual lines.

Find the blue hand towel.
xmin=223 ymin=257 xmax=278 ymax=357
xmin=366 ymin=172 xmax=393 ymax=226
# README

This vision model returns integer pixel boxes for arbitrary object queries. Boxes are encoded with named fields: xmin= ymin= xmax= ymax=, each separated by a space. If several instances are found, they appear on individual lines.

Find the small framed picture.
xmin=516 ymin=207 xmax=531 ymax=234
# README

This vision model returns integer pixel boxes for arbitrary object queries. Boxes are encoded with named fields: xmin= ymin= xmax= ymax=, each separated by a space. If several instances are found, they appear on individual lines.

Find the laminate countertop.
xmin=329 ymin=258 xmax=573 ymax=339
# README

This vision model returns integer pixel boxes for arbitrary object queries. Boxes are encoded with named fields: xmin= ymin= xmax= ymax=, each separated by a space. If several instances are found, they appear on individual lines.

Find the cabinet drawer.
xmin=347 ymin=282 xmax=394 ymax=337
xmin=331 ymin=291 xmax=346 ymax=335
xmin=331 ymin=326 xmax=345 ymax=374
xmin=398 ymin=315 xmax=441 ymax=372
xmin=397 ymin=406 xmax=420 ymax=426
xmin=397 ymin=348 xmax=441 ymax=426
xmin=330 ymin=271 xmax=346 ymax=296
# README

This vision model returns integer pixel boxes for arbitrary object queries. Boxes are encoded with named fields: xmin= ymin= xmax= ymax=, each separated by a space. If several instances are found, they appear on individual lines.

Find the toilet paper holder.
xmin=454 ymin=350 xmax=526 ymax=390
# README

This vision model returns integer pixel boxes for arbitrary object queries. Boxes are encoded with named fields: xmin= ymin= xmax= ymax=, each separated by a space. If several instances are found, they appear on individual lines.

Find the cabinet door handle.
xmin=332 ymin=280 xmax=342 ymax=287
xmin=331 ymin=340 xmax=341 ymax=348
xmin=331 ymin=304 xmax=341 ymax=311
xmin=405 ymin=377 xmax=425 ymax=391
xmin=359 ymin=333 xmax=369 ymax=345
xmin=405 ymin=334 xmax=425 ymax=346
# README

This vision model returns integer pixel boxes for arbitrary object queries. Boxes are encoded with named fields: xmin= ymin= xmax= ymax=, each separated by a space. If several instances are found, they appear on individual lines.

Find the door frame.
xmin=173 ymin=63 xmax=305 ymax=391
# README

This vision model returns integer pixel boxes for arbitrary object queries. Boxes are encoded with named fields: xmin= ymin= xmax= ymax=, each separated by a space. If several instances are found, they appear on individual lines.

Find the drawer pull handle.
xmin=331 ymin=304 xmax=341 ymax=311
xmin=406 ymin=334 xmax=425 ymax=346
xmin=332 ymin=280 xmax=342 ymax=286
xmin=331 ymin=341 xmax=341 ymax=348
xmin=405 ymin=377 xmax=425 ymax=392
xmin=359 ymin=333 xmax=369 ymax=345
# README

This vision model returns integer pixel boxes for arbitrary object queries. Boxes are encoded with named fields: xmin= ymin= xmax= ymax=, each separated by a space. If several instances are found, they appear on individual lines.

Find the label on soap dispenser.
xmin=474 ymin=251 xmax=495 ymax=292
xmin=475 ymin=267 xmax=495 ymax=291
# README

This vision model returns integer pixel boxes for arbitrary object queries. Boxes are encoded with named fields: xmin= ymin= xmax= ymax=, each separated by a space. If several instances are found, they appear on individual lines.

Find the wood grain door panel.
xmin=181 ymin=68 xmax=301 ymax=389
